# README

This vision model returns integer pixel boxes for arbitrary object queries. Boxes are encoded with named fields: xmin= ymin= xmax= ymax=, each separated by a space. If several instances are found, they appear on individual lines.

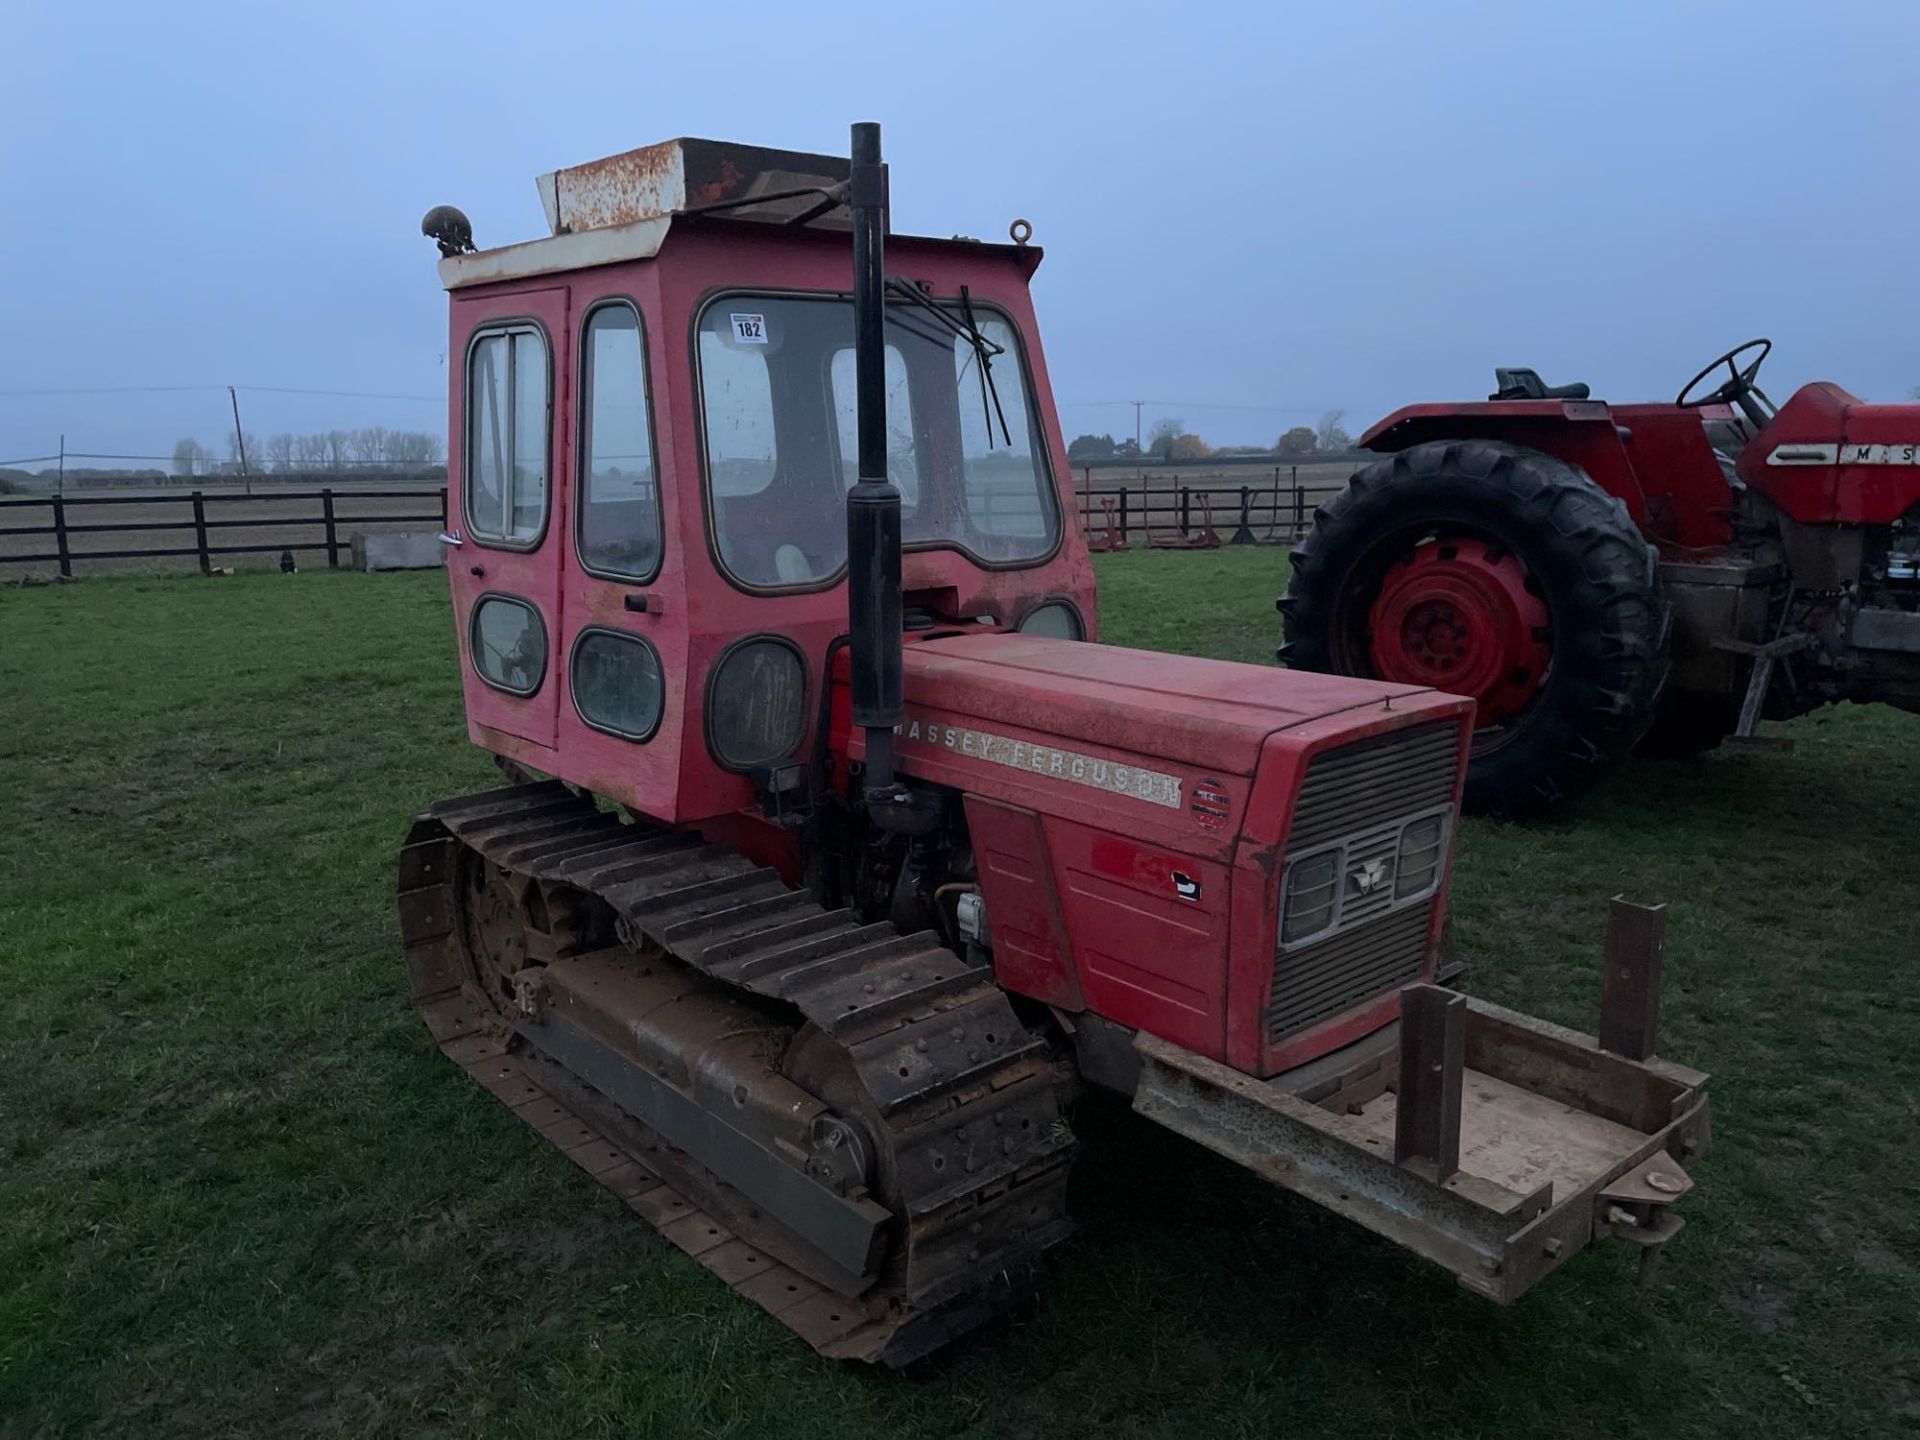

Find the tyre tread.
xmin=1279 ymin=438 xmax=1669 ymax=817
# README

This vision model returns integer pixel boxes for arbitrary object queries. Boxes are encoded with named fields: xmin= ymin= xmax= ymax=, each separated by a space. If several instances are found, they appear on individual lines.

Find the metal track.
xmin=395 ymin=781 xmax=1076 ymax=1364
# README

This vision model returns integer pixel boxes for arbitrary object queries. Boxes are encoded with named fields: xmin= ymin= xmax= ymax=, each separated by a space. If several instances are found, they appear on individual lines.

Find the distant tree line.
xmin=1 ymin=465 xmax=168 ymax=493
xmin=170 ymin=427 xmax=444 ymax=477
xmin=1068 ymin=408 xmax=1356 ymax=464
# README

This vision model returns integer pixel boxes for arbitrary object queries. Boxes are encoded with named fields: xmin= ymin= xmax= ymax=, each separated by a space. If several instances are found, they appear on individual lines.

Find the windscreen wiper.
xmin=883 ymin=278 xmax=1012 ymax=448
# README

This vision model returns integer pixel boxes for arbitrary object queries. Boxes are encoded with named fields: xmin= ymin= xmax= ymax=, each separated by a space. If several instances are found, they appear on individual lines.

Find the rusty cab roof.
xmin=437 ymin=136 xmax=1042 ymax=293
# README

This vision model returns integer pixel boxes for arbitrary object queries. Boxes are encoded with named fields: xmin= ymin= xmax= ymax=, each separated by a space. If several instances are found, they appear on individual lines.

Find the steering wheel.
xmin=1676 ymin=338 xmax=1774 ymax=420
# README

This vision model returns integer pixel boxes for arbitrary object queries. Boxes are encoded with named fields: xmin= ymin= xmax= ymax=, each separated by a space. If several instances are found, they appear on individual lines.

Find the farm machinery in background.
xmin=1281 ymin=341 xmax=1920 ymax=816
xmin=398 ymin=127 xmax=1712 ymax=1364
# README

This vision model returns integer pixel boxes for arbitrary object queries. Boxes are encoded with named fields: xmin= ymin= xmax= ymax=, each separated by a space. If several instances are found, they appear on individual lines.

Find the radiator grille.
xmin=1266 ymin=905 xmax=1431 ymax=1044
xmin=1267 ymin=721 xmax=1462 ymax=1047
xmin=1287 ymin=721 xmax=1461 ymax=852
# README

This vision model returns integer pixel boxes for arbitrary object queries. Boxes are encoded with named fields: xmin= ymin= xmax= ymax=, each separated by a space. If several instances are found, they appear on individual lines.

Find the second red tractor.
xmin=1282 ymin=341 xmax=1920 ymax=815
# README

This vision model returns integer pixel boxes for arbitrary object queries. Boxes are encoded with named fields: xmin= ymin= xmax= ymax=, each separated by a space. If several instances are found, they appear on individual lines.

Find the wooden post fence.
xmin=51 ymin=495 xmax=72 ymax=578
xmin=322 ymin=488 xmax=340 ymax=568
xmin=190 ymin=491 xmax=210 ymax=575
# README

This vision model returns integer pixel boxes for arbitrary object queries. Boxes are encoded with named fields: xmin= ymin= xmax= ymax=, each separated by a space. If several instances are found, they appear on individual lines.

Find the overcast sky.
xmin=4 ymin=0 xmax=1916 ymax=466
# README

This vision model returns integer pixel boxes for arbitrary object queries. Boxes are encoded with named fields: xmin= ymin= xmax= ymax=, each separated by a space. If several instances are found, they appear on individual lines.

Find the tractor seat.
xmin=1491 ymin=367 xmax=1591 ymax=402
xmin=773 ymin=544 xmax=814 ymax=584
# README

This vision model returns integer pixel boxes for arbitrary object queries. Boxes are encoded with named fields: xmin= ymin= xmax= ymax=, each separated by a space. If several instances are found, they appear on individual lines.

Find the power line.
xmin=1060 ymin=398 xmax=1329 ymax=413
xmin=0 ymin=385 xmax=219 ymax=397
xmin=239 ymin=386 xmax=444 ymax=402
xmin=0 ymin=383 xmax=442 ymax=402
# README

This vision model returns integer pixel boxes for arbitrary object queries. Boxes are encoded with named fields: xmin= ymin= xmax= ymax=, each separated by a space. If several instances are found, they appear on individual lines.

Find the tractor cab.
xmin=430 ymin=137 xmax=1093 ymax=828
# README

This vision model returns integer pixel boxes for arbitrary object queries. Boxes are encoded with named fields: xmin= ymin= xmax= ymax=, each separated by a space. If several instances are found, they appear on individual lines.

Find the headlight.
xmin=1281 ymin=848 xmax=1341 ymax=944
xmin=1017 ymin=601 xmax=1084 ymax=640
xmin=1394 ymin=813 xmax=1448 ymax=900
xmin=707 ymin=636 xmax=807 ymax=770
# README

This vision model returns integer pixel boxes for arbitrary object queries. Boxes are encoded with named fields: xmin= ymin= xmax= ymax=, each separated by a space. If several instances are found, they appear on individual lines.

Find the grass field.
xmin=2 ymin=549 xmax=1916 ymax=1438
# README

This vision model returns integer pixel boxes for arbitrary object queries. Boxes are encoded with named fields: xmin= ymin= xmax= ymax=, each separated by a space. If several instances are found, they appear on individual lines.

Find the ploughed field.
xmin=2 ymin=549 xmax=1915 ymax=1438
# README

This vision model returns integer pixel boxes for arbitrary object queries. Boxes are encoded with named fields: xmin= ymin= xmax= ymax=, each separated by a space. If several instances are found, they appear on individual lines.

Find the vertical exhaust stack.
xmin=846 ymin=120 xmax=905 ymax=803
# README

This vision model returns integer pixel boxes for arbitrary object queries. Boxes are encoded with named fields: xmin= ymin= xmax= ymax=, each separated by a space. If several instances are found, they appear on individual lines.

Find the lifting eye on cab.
xmin=707 ymin=636 xmax=808 ymax=770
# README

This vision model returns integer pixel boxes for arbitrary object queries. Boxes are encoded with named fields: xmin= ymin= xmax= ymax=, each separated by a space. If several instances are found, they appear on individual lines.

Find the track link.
xmin=396 ymin=781 xmax=1076 ymax=1363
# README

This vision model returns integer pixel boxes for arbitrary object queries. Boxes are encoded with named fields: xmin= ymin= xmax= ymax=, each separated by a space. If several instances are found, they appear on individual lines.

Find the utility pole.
xmin=1132 ymin=400 xmax=1143 ymax=457
xmin=57 ymin=434 xmax=64 ymax=494
xmin=227 ymin=385 xmax=251 ymax=495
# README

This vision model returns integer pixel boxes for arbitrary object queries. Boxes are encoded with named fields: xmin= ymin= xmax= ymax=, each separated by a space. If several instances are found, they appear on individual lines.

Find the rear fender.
xmin=1361 ymin=402 xmax=1652 ymax=533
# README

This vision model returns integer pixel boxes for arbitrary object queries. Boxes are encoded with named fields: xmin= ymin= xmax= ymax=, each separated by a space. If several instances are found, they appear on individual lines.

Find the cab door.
xmin=447 ymin=286 xmax=569 ymax=749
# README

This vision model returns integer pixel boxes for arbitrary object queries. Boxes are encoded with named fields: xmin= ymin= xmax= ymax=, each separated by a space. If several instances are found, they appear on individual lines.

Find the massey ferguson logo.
xmin=1767 ymin=442 xmax=1920 ymax=467
xmin=895 ymin=717 xmax=1184 ymax=809
xmin=1348 ymin=856 xmax=1394 ymax=896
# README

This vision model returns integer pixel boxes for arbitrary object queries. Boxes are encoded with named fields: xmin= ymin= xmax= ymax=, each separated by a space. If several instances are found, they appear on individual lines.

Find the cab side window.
xmin=466 ymin=325 xmax=549 ymax=545
xmin=578 ymin=303 xmax=663 ymax=580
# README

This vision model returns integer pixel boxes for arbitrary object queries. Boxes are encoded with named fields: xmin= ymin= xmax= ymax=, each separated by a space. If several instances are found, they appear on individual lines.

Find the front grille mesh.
xmin=1266 ymin=906 xmax=1430 ymax=1043
xmin=1268 ymin=721 xmax=1461 ymax=1046
xmin=1287 ymin=722 xmax=1461 ymax=852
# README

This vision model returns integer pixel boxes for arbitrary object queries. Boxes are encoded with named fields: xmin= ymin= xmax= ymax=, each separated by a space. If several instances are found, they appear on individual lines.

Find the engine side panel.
xmin=1043 ymin=817 xmax=1235 ymax=1057
xmin=963 ymin=796 xmax=1083 ymax=1011
xmin=1742 ymin=381 xmax=1920 ymax=524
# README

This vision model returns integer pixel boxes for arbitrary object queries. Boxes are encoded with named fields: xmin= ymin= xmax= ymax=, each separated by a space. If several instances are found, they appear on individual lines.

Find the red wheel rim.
xmin=1365 ymin=538 xmax=1550 ymax=725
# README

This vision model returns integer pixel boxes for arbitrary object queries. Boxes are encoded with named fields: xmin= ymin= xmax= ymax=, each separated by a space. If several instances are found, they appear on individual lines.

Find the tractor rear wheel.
xmin=1278 ymin=440 xmax=1669 ymax=818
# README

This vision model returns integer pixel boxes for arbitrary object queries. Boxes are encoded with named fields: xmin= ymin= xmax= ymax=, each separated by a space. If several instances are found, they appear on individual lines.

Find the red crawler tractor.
xmin=1281 ymin=343 xmax=1920 ymax=815
xmin=399 ymin=126 xmax=1712 ymax=1363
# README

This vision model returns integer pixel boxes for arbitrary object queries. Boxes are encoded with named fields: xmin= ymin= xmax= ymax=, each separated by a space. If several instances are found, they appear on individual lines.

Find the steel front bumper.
xmin=1133 ymin=956 xmax=1710 ymax=1301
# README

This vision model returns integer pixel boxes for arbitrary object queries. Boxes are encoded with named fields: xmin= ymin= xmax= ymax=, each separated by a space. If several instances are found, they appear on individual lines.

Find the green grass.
xmin=1 ymin=550 xmax=1916 ymax=1438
